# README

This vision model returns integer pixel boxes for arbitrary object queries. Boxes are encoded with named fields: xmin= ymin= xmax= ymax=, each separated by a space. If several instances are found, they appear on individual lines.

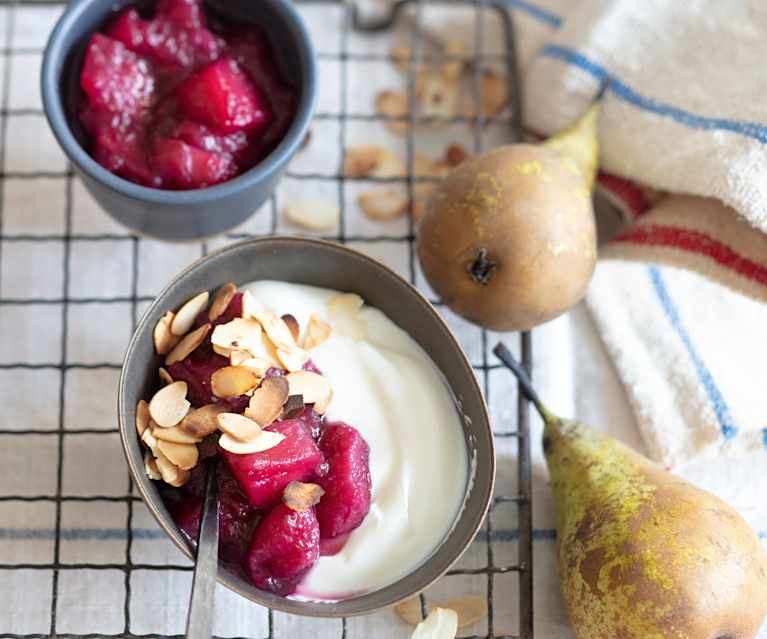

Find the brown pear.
xmin=495 ymin=342 xmax=767 ymax=639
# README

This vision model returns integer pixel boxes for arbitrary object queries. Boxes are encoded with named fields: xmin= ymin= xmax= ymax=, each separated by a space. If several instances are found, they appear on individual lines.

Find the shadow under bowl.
xmin=118 ymin=237 xmax=495 ymax=616
xmin=41 ymin=0 xmax=316 ymax=241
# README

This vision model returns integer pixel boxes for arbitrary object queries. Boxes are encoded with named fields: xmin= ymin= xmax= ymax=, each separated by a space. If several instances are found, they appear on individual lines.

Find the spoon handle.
xmin=186 ymin=464 xmax=219 ymax=639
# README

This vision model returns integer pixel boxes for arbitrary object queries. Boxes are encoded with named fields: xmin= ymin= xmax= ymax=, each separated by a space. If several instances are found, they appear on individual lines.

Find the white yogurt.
xmin=244 ymin=281 xmax=469 ymax=600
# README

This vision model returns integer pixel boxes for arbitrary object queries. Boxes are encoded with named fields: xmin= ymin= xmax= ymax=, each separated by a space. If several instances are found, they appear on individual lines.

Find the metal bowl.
xmin=118 ymin=237 xmax=495 ymax=616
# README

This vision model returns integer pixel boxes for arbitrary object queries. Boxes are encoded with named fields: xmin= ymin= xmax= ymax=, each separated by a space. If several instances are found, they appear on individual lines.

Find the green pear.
xmin=495 ymin=342 xmax=767 ymax=639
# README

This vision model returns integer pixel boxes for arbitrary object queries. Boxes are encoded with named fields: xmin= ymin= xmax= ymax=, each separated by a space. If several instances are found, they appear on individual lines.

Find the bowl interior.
xmin=119 ymin=238 xmax=495 ymax=616
xmin=45 ymin=0 xmax=313 ymax=201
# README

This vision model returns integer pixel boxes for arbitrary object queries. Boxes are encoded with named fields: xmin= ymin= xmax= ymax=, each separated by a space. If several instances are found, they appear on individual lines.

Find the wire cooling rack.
xmin=0 ymin=0 xmax=533 ymax=637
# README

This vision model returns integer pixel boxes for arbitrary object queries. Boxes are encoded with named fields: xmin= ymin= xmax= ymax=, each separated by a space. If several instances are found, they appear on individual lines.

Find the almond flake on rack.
xmin=358 ymin=188 xmax=408 ymax=221
xmin=211 ymin=366 xmax=261 ymax=398
xmin=153 ymin=312 xmax=180 ymax=355
xmin=302 ymin=314 xmax=332 ymax=350
xmin=208 ymin=282 xmax=237 ymax=321
xmin=217 ymin=412 xmax=262 ymax=442
xmin=397 ymin=596 xmax=487 ymax=629
xmin=285 ymin=371 xmax=332 ymax=414
xmin=375 ymin=90 xmax=408 ymax=135
xmin=135 ymin=400 xmax=150 ymax=437
xmin=284 ymin=200 xmax=340 ymax=231
xmin=283 ymin=481 xmax=325 ymax=512
xmin=179 ymin=404 xmax=226 ymax=438
xmin=157 ymin=439 xmax=198 ymax=470
xmin=343 ymin=145 xmax=405 ymax=178
xmin=245 ymin=376 xmax=290 ymax=426
xmin=218 ymin=430 xmax=286 ymax=455
xmin=158 ymin=367 xmax=174 ymax=385
xmin=165 ymin=323 xmax=211 ymax=366
xmin=144 ymin=450 xmax=161 ymax=480
xmin=281 ymin=314 xmax=300 ymax=342
xmin=410 ymin=608 xmax=458 ymax=639
xmin=254 ymin=311 xmax=298 ymax=352
xmin=153 ymin=425 xmax=202 ymax=445
xmin=171 ymin=291 xmax=210 ymax=336
xmin=148 ymin=381 xmax=190 ymax=428
xmin=211 ymin=318 xmax=263 ymax=355
xmin=155 ymin=449 xmax=179 ymax=484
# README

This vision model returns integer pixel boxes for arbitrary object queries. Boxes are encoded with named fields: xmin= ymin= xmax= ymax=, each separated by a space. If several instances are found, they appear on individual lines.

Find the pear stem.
xmin=493 ymin=342 xmax=552 ymax=422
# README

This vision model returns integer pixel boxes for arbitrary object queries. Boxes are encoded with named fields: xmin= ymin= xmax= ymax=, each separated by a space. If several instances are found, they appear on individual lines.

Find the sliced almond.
xmin=241 ymin=290 xmax=258 ymax=319
xmin=411 ymin=608 xmax=458 ymax=639
xmin=136 ymin=399 xmax=150 ymax=437
xmin=209 ymin=282 xmax=237 ymax=321
xmin=153 ymin=312 xmax=180 ymax=355
xmin=375 ymin=90 xmax=408 ymax=135
xmin=232 ymin=354 xmax=272 ymax=377
xmin=141 ymin=427 xmax=159 ymax=454
xmin=153 ymin=425 xmax=202 ymax=445
xmin=283 ymin=481 xmax=325 ymax=512
xmin=389 ymin=44 xmax=412 ymax=73
xmin=285 ymin=371 xmax=332 ymax=415
xmin=245 ymin=376 xmax=290 ymax=426
xmin=148 ymin=381 xmax=190 ymax=428
xmin=420 ymin=73 xmax=458 ymax=121
xmin=358 ymin=188 xmax=408 ymax=221
xmin=343 ymin=145 xmax=405 ymax=178
xmin=217 ymin=412 xmax=262 ymax=441
xmin=281 ymin=314 xmax=300 ymax=342
xmin=302 ymin=314 xmax=332 ymax=350
xmin=442 ymin=38 xmax=466 ymax=81
xmin=397 ymin=596 xmax=486 ymax=629
xmin=157 ymin=439 xmax=198 ymax=471
xmin=481 ymin=72 xmax=508 ymax=116
xmin=327 ymin=292 xmax=366 ymax=339
xmin=211 ymin=366 xmax=261 ymax=398
xmin=218 ymin=430 xmax=285 ymax=455
xmin=168 ymin=467 xmax=191 ymax=488
xmin=165 ymin=323 xmax=211 ymax=366
xmin=445 ymin=144 xmax=468 ymax=167
xmin=179 ymin=403 xmax=227 ymax=438
xmin=284 ymin=200 xmax=340 ymax=231
xmin=397 ymin=597 xmax=425 ymax=626
xmin=144 ymin=450 xmax=161 ymax=480
xmin=277 ymin=347 xmax=309 ymax=373
xmin=155 ymin=449 xmax=178 ymax=484
xmin=171 ymin=291 xmax=210 ymax=336
xmin=158 ymin=367 xmax=174 ymax=386
xmin=211 ymin=318 xmax=263 ymax=355
xmin=254 ymin=311 xmax=297 ymax=352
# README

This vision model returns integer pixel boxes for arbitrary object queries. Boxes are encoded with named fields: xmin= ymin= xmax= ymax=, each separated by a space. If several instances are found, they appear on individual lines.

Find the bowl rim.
xmin=118 ymin=236 xmax=496 ymax=617
xmin=40 ymin=0 xmax=317 ymax=203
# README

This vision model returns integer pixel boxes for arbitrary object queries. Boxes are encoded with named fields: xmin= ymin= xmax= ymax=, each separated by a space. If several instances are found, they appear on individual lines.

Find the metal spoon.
xmin=186 ymin=463 xmax=219 ymax=639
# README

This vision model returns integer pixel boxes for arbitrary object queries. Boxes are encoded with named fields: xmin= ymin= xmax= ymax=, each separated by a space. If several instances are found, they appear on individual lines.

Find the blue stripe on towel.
xmin=539 ymin=45 xmax=767 ymax=144
xmin=763 ymin=428 xmax=767 ymax=449
xmin=505 ymin=0 xmax=562 ymax=27
xmin=648 ymin=266 xmax=737 ymax=439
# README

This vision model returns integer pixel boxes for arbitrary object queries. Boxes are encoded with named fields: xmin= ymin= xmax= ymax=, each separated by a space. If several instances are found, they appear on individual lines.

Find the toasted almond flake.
xmin=444 ymin=596 xmax=488 ymax=628
xmin=358 ymin=188 xmax=408 ymax=221
xmin=241 ymin=290 xmax=258 ymax=319
xmin=282 ymin=394 xmax=305 ymax=418
xmin=277 ymin=347 xmax=309 ymax=373
xmin=420 ymin=73 xmax=458 ymax=121
xmin=445 ymin=144 xmax=468 ymax=167
xmin=179 ymin=404 xmax=226 ymax=438
xmin=209 ymin=282 xmax=237 ymax=321
xmin=235 ymin=355 xmax=272 ymax=377
xmin=148 ymin=381 xmax=190 ymax=428
xmin=158 ymin=367 xmax=174 ymax=385
xmin=211 ymin=366 xmax=260 ymax=398
xmin=281 ymin=314 xmax=300 ymax=342
xmin=302 ymin=314 xmax=331 ymax=350
xmin=153 ymin=425 xmax=202 ymax=445
xmin=218 ymin=430 xmax=285 ymax=455
xmin=153 ymin=312 xmax=180 ymax=355
xmin=481 ymin=72 xmax=508 ymax=116
xmin=217 ymin=412 xmax=262 ymax=441
xmin=165 ymin=323 xmax=211 ymax=366
xmin=168 ymin=467 xmax=191 ymax=487
xmin=171 ymin=291 xmax=210 ymax=336
xmin=136 ymin=400 xmax=150 ymax=437
xmin=245 ymin=376 xmax=290 ymax=426
xmin=442 ymin=38 xmax=466 ymax=81
xmin=155 ymin=449 xmax=178 ymax=484
xmin=144 ymin=450 xmax=161 ymax=480
xmin=157 ymin=439 xmax=198 ymax=471
xmin=327 ymin=292 xmax=367 ymax=340
xmin=254 ymin=311 xmax=297 ymax=352
xmin=389 ymin=44 xmax=412 ymax=73
xmin=141 ymin=427 xmax=159 ymax=454
xmin=343 ymin=145 xmax=405 ymax=178
xmin=211 ymin=318 xmax=263 ymax=355
xmin=396 ymin=597 xmax=424 ymax=625
xmin=213 ymin=343 xmax=233 ymax=357
xmin=283 ymin=481 xmax=325 ymax=511
xmin=285 ymin=371 xmax=332 ymax=415
xmin=375 ymin=90 xmax=408 ymax=135
xmin=284 ymin=200 xmax=340 ymax=231
xmin=410 ymin=608 xmax=458 ymax=639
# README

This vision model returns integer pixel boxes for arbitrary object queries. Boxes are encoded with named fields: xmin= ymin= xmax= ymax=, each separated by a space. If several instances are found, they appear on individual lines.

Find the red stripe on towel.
xmin=613 ymin=224 xmax=767 ymax=285
xmin=598 ymin=173 xmax=651 ymax=218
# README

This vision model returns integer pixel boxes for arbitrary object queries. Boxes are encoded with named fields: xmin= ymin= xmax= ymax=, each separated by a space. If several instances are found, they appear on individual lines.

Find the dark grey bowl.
xmin=41 ymin=0 xmax=316 ymax=241
xmin=118 ymin=237 xmax=495 ymax=616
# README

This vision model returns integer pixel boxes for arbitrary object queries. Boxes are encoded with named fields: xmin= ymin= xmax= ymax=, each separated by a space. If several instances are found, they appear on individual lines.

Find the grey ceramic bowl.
xmin=118 ymin=237 xmax=495 ymax=616
xmin=41 ymin=0 xmax=316 ymax=241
